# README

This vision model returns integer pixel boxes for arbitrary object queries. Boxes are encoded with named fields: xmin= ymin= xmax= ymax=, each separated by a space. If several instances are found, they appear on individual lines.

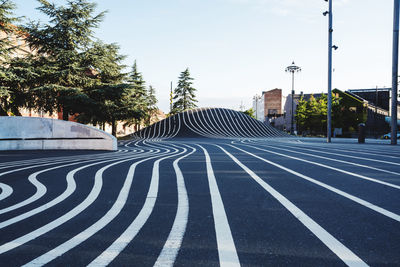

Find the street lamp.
xmin=285 ymin=61 xmax=301 ymax=135
xmin=391 ymin=0 xmax=399 ymax=145
xmin=323 ymin=0 xmax=338 ymax=143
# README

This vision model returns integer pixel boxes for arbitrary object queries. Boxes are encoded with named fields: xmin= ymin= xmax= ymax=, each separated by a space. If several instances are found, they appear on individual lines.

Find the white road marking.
xmin=153 ymin=145 xmax=196 ymax=267
xmin=217 ymin=145 xmax=368 ymax=267
xmin=0 ymin=183 xmax=12 ymax=201
xmin=198 ymin=145 xmax=241 ymax=267
xmin=229 ymin=144 xmax=400 ymax=222
xmin=241 ymin=143 xmax=400 ymax=190
xmin=0 ymin=152 xmax=165 ymax=255
xmin=0 ymin=152 xmax=154 ymax=229
xmin=85 ymin=146 xmax=185 ymax=267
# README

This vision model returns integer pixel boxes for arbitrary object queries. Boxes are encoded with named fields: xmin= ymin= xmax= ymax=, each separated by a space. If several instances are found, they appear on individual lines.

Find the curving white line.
xmin=223 ymin=109 xmax=243 ymax=137
xmin=183 ymin=110 xmax=212 ymax=138
xmin=0 ymin=153 xmax=159 ymax=255
xmin=0 ymin=151 xmax=157 ymax=229
xmin=24 ymin=148 xmax=177 ymax=266
xmin=169 ymin=113 xmax=182 ymax=139
xmin=187 ymin=110 xmax=214 ymax=138
xmin=198 ymin=144 xmax=240 ymax=267
xmin=0 ymin=150 xmax=123 ymax=170
xmin=229 ymin=144 xmax=400 ymax=222
xmin=217 ymin=108 xmax=239 ymax=137
xmin=0 ymin=171 xmax=46 ymax=215
xmin=195 ymin=109 xmax=222 ymax=138
xmin=236 ymin=112 xmax=258 ymax=138
xmin=0 ymin=183 xmax=13 ymax=201
xmin=214 ymin=108 xmax=237 ymax=138
xmin=217 ymin=145 xmax=368 ymax=267
xmin=227 ymin=109 xmax=251 ymax=137
xmin=204 ymin=108 xmax=228 ymax=137
xmin=153 ymin=144 xmax=196 ymax=267
xmin=85 ymin=146 xmax=185 ymax=267
xmin=0 ymin=153 xmax=137 ymax=215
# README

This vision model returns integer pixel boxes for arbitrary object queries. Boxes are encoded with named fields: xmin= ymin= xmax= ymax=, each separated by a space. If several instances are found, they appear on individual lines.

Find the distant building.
xmin=348 ymin=88 xmax=390 ymax=111
xmin=252 ymin=95 xmax=264 ymax=121
xmin=255 ymin=86 xmax=398 ymax=136
xmin=264 ymin=88 xmax=285 ymax=118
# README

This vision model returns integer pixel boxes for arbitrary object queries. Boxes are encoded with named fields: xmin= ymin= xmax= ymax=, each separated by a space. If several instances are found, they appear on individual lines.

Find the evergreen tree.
xmin=0 ymin=0 xmax=20 ymax=115
xmin=22 ymin=0 xmax=106 ymax=120
xmin=125 ymin=60 xmax=148 ymax=130
xmin=76 ymin=42 xmax=138 ymax=136
xmin=0 ymin=0 xmax=18 ymax=62
xmin=145 ymin=85 xmax=158 ymax=125
xmin=172 ymin=68 xmax=197 ymax=114
xmin=129 ymin=60 xmax=147 ymax=101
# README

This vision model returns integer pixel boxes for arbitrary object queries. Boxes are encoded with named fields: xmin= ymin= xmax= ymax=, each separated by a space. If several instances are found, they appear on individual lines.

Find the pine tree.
xmin=126 ymin=60 xmax=148 ymax=130
xmin=129 ymin=60 xmax=147 ymax=100
xmin=0 ymin=0 xmax=18 ymax=62
xmin=145 ymin=85 xmax=158 ymax=125
xmin=172 ymin=68 xmax=197 ymax=114
xmin=0 ymin=0 xmax=20 ymax=115
xmin=22 ymin=0 xmax=106 ymax=120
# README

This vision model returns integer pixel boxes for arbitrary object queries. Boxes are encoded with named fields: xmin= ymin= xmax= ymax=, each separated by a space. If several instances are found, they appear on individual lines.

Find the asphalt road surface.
xmin=0 ymin=136 xmax=399 ymax=266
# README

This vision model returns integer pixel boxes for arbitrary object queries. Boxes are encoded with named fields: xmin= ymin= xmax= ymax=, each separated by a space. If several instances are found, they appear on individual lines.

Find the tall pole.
xmin=327 ymin=0 xmax=333 ymax=143
xmin=291 ymin=72 xmax=295 ymax=135
xmin=391 ymin=0 xmax=399 ymax=145
xmin=285 ymin=61 xmax=301 ymax=135
xmin=170 ymin=81 xmax=173 ymax=113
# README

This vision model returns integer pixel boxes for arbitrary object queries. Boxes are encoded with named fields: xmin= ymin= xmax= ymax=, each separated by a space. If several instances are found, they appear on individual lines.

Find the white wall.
xmin=0 ymin=117 xmax=117 ymax=151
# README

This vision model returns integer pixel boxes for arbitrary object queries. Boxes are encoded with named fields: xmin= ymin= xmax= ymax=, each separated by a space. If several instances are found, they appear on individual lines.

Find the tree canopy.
xmin=295 ymin=91 xmax=366 ymax=136
xmin=0 ymin=0 xmax=160 ymax=136
xmin=172 ymin=68 xmax=197 ymax=114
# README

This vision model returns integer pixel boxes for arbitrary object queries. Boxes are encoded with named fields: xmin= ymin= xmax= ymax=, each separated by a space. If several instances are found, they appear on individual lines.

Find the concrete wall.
xmin=0 ymin=117 xmax=117 ymax=151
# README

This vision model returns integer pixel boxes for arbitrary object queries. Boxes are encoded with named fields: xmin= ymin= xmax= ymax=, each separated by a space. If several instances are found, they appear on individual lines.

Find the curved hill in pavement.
xmin=132 ymin=108 xmax=288 ymax=139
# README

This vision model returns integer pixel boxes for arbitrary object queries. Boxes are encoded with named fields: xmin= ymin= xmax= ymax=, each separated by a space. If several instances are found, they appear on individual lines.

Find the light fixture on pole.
xmin=285 ymin=61 xmax=301 ymax=135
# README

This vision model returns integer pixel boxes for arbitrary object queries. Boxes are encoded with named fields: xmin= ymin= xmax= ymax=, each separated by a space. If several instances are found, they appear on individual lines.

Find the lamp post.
xmin=323 ymin=0 xmax=337 ymax=143
xmin=285 ymin=61 xmax=301 ymax=135
xmin=391 ymin=0 xmax=399 ymax=145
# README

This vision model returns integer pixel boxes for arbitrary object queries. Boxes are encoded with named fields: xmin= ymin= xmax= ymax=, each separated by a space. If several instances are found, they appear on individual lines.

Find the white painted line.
xmin=0 ymin=152 xmax=152 ymax=229
xmin=276 ymin=143 xmax=400 ymax=167
xmin=198 ymin=145 xmax=240 ymax=267
xmin=85 ymin=146 xmax=185 ymax=267
xmin=263 ymin=144 xmax=400 ymax=177
xmin=242 ymin=143 xmax=400 ymax=190
xmin=0 ymin=154 xmax=134 ymax=216
xmin=0 ymin=183 xmax=12 ymax=201
xmin=154 ymin=145 xmax=196 ymax=267
xmin=229 ymin=144 xmax=400 ymax=222
xmin=0 ymin=152 xmax=165 ymax=255
xmin=217 ymin=145 xmax=368 ymax=267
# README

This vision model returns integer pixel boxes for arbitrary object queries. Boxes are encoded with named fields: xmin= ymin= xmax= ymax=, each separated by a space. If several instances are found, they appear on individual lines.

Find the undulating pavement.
xmin=0 ymin=108 xmax=399 ymax=266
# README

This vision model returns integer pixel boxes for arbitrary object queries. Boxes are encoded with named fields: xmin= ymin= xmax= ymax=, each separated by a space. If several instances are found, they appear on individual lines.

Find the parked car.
xmin=382 ymin=132 xmax=400 ymax=139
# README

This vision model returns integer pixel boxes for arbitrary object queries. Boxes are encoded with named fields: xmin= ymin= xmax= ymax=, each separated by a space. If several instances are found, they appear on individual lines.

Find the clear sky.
xmin=12 ymin=0 xmax=394 ymax=113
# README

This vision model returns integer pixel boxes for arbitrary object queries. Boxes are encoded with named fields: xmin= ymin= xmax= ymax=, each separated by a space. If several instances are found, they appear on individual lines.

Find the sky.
xmin=12 ymin=0 xmax=395 ymax=113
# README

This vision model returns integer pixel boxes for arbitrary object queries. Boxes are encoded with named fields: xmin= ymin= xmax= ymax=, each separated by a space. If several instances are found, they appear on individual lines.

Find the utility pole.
xmin=170 ymin=81 xmax=173 ymax=114
xmin=391 ymin=0 xmax=399 ymax=145
xmin=323 ymin=0 xmax=334 ymax=143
